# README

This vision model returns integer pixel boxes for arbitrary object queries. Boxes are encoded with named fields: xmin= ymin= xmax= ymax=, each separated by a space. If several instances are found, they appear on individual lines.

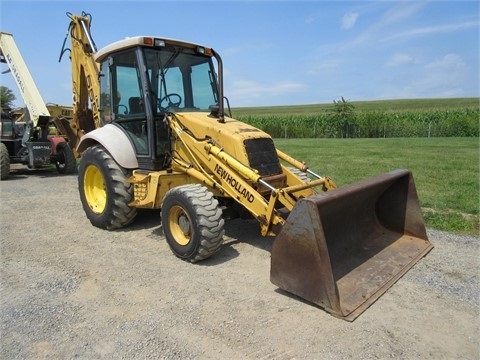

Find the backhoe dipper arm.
xmin=59 ymin=12 xmax=102 ymax=150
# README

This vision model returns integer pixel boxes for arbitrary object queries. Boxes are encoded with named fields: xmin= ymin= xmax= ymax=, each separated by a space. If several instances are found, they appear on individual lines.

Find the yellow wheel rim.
xmin=84 ymin=164 xmax=107 ymax=214
xmin=169 ymin=205 xmax=191 ymax=246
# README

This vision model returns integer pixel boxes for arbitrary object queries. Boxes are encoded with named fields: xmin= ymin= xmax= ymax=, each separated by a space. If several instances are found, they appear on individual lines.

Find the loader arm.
xmin=163 ymin=113 xmax=337 ymax=236
xmin=127 ymin=112 xmax=294 ymax=235
xmin=172 ymin=133 xmax=283 ymax=235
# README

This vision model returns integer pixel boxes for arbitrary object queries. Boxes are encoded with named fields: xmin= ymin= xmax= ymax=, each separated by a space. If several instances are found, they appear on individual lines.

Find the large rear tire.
xmin=55 ymin=141 xmax=77 ymax=174
xmin=0 ymin=143 xmax=10 ymax=180
xmin=78 ymin=144 xmax=137 ymax=230
xmin=161 ymin=184 xmax=224 ymax=262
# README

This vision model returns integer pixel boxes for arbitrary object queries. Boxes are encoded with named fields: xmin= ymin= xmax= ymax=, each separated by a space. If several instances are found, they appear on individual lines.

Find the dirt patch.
xmin=1 ymin=165 xmax=479 ymax=359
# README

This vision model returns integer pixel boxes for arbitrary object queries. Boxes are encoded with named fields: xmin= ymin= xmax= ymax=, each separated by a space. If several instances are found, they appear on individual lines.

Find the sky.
xmin=0 ymin=0 xmax=478 ymax=108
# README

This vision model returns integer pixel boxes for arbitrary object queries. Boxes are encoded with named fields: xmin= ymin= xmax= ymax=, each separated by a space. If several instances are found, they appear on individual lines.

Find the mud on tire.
xmin=78 ymin=144 xmax=137 ymax=230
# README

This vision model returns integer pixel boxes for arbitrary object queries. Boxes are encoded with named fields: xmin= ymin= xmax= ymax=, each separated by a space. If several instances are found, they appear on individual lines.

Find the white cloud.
xmin=424 ymin=53 xmax=466 ymax=76
xmin=378 ymin=2 xmax=424 ymax=27
xmin=385 ymin=53 xmax=414 ymax=67
xmin=341 ymin=11 xmax=359 ymax=30
xmin=376 ymin=53 xmax=472 ymax=100
xmin=305 ymin=16 xmax=315 ymax=24
xmin=381 ymin=21 xmax=479 ymax=43
xmin=338 ymin=2 xmax=425 ymax=48
xmin=225 ymin=79 xmax=306 ymax=105
xmin=231 ymin=79 xmax=305 ymax=96
xmin=307 ymin=60 xmax=341 ymax=76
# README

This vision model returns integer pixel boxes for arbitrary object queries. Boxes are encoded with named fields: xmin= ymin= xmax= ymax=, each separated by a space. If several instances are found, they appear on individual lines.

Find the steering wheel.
xmin=158 ymin=93 xmax=182 ymax=111
xmin=117 ymin=104 xmax=128 ymax=115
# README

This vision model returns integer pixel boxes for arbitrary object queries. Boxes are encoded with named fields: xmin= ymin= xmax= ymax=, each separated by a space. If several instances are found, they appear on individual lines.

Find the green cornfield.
xmin=232 ymin=98 xmax=479 ymax=139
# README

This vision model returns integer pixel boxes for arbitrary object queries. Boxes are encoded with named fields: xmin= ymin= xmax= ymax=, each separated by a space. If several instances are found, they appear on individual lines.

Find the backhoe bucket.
xmin=270 ymin=169 xmax=432 ymax=321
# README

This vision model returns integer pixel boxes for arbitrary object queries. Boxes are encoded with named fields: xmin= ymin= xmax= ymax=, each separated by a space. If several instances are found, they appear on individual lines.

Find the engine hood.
xmin=173 ymin=111 xmax=273 ymax=162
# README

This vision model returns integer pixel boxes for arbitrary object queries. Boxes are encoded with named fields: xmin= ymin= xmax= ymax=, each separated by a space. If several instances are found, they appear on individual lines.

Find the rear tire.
xmin=161 ymin=184 xmax=224 ymax=262
xmin=78 ymin=144 xmax=137 ymax=230
xmin=0 ymin=143 xmax=10 ymax=180
xmin=55 ymin=141 xmax=77 ymax=174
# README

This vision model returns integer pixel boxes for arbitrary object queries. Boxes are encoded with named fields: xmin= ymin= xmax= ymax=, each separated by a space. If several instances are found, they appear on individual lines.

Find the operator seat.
xmin=129 ymin=97 xmax=144 ymax=114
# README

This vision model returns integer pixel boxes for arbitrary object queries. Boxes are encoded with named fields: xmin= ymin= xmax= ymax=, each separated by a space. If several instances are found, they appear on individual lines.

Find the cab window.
xmin=101 ymin=50 xmax=148 ymax=155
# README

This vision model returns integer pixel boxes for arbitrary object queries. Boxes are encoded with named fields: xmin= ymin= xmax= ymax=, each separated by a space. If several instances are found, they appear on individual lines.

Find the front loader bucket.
xmin=270 ymin=169 xmax=433 ymax=321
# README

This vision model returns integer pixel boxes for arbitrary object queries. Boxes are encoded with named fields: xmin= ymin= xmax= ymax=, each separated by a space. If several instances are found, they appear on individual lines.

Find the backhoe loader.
xmin=60 ymin=12 xmax=432 ymax=321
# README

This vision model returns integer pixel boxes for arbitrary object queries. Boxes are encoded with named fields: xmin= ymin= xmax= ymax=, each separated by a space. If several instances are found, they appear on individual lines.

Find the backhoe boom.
xmin=59 ymin=12 xmax=102 ymax=151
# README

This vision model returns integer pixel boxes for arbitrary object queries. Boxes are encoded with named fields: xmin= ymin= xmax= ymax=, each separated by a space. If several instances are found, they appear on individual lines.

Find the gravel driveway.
xmin=1 ymin=165 xmax=479 ymax=359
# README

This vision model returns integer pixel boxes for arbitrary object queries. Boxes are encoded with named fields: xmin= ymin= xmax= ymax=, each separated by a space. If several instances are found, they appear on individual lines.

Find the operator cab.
xmin=96 ymin=37 xmax=220 ymax=170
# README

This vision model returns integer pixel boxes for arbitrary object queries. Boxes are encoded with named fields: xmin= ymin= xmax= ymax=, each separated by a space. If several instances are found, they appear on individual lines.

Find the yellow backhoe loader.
xmin=60 ymin=12 xmax=432 ymax=321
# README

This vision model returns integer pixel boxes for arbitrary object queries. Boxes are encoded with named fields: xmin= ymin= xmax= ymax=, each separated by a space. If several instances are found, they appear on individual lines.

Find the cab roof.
xmin=95 ymin=36 xmax=209 ymax=63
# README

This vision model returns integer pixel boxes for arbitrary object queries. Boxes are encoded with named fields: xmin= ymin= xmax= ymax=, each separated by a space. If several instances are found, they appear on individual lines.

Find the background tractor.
xmin=0 ymin=32 xmax=76 ymax=179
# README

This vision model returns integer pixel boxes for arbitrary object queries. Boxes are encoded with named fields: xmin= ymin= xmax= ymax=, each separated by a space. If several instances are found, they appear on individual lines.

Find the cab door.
xmin=99 ymin=49 xmax=161 ymax=169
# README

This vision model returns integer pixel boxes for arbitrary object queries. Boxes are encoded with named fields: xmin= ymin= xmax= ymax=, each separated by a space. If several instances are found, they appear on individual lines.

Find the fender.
xmin=47 ymin=136 xmax=67 ymax=155
xmin=76 ymin=124 xmax=138 ymax=169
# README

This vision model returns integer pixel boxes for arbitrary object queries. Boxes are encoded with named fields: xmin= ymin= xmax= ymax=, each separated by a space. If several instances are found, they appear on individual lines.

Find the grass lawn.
xmin=275 ymin=137 xmax=479 ymax=235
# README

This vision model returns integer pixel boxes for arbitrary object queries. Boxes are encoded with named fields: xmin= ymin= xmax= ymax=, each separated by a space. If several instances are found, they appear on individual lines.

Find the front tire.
xmin=0 ymin=143 xmax=10 ymax=180
xmin=161 ymin=184 xmax=224 ymax=262
xmin=55 ymin=141 xmax=77 ymax=174
xmin=78 ymin=144 xmax=137 ymax=230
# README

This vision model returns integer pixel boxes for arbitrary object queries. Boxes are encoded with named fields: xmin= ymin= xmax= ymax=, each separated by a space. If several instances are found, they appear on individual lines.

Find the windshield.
xmin=143 ymin=47 xmax=218 ymax=113
xmin=98 ymin=44 xmax=221 ymax=158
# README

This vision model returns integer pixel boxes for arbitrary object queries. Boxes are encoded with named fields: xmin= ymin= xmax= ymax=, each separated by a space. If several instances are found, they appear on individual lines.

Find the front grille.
xmin=244 ymin=138 xmax=281 ymax=176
